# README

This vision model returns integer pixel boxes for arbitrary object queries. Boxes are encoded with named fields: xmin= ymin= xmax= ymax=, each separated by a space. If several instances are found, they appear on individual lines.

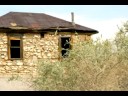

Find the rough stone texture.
xmin=72 ymin=34 xmax=91 ymax=43
xmin=0 ymin=32 xmax=91 ymax=75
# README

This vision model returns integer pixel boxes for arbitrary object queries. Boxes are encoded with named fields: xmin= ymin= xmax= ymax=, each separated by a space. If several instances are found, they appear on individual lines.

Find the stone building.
xmin=0 ymin=12 xmax=98 ymax=74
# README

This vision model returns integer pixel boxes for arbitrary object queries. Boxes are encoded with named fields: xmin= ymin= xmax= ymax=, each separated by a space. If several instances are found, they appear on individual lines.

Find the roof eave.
xmin=0 ymin=27 xmax=99 ymax=34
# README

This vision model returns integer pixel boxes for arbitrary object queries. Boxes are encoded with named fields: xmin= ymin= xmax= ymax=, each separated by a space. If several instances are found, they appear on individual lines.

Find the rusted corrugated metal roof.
xmin=0 ymin=12 xmax=98 ymax=33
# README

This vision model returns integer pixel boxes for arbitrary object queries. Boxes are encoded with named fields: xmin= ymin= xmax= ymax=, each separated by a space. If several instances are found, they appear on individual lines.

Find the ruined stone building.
xmin=0 ymin=12 xmax=98 ymax=74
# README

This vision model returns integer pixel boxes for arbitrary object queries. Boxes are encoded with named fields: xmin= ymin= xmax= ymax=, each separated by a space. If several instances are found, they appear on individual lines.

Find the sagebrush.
xmin=33 ymin=21 xmax=128 ymax=91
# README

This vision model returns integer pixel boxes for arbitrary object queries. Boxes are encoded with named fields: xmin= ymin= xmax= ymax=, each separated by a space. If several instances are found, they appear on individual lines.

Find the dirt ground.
xmin=0 ymin=74 xmax=35 ymax=91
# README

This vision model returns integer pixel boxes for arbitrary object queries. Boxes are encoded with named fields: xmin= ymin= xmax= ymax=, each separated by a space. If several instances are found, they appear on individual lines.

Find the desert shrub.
xmin=33 ymin=21 xmax=128 ymax=91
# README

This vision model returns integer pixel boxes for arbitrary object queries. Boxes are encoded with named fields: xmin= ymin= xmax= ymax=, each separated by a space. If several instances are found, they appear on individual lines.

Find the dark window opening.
xmin=41 ymin=33 xmax=44 ymax=38
xmin=61 ymin=49 xmax=69 ymax=58
xmin=10 ymin=48 xmax=20 ymax=58
xmin=61 ymin=37 xmax=71 ymax=57
xmin=11 ymin=40 xmax=20 ymax=46
xmin=10 ymin=40 xmax=21 ymax=59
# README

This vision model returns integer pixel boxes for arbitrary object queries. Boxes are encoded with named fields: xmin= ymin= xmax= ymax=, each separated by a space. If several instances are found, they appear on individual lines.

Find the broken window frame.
xmin=59 ymin=36 xmax=72 ymax=58
xmin=7 ymin=33 xmax=23 ymax=60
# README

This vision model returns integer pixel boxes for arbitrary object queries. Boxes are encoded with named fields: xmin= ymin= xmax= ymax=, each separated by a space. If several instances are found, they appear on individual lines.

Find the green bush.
xmin=33 ymin=21 xmax=128 ymax=91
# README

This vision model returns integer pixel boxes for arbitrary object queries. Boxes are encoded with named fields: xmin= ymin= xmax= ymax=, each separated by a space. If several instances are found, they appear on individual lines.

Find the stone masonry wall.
xmin=0 ymin=32 xmax=59 ymax=75
xmin=0 ymin=32 xmax=91 ymax=75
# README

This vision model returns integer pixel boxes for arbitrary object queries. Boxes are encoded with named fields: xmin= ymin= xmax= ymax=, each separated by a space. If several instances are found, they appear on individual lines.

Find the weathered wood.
xmin=7 ymin=33 xmax=23 ymax=60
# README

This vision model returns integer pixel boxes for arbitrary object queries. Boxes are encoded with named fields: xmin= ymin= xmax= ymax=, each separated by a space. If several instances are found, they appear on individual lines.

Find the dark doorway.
xmin=60 ymin=37 xmax=71 ymax=57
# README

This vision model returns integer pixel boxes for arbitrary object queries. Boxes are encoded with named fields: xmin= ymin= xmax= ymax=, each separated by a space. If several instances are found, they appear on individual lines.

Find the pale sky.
xmin=0 ymin=5 xmax=128 ymax=41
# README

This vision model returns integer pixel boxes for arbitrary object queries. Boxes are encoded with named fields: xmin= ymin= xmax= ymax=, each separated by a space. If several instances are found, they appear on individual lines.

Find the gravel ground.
xmin=0 ymin=75 xmax=35 ymax=91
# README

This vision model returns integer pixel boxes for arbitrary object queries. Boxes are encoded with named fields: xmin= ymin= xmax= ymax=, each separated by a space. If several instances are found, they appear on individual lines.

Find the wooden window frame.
xmin=7 ymin=33 xmax=23 ymax=60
